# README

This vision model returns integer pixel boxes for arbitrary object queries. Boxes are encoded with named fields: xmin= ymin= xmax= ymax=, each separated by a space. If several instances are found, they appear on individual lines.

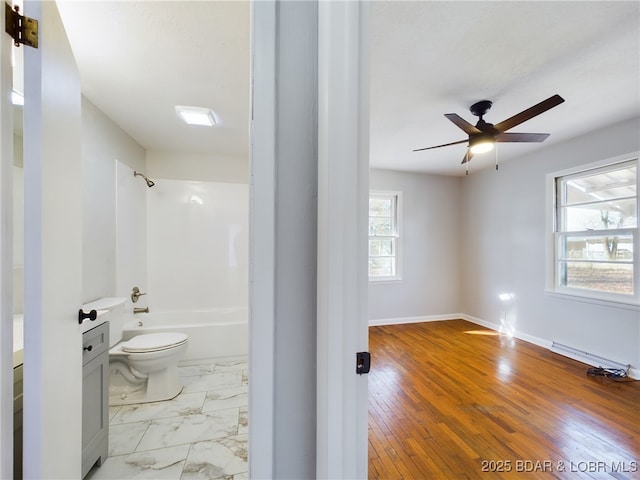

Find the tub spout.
xmin=133 ymin=307 xmax=149 ymax=314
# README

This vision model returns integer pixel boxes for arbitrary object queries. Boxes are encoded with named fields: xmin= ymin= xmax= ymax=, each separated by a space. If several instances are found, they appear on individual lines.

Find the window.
xmin=553 ymin=157 xmax=638 ymax=303
xmin=369 ymin=191 xmax=401 ymax=281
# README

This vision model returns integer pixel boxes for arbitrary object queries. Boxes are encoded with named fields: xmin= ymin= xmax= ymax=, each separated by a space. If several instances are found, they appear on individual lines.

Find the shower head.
xmin=133 ymin=171 xmax=155 ymax=188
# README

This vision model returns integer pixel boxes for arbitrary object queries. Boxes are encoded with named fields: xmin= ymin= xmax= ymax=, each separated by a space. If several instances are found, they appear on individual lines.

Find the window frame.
xmin=368 ymin=190 xmax=402 ymax=282
xmin=546 ymin=153 xmax=639 ymax=308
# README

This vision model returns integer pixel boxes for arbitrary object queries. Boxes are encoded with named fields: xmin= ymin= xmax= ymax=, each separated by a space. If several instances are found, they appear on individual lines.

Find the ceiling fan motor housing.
xmin=470 ymin=100 xmax=493 ymax=118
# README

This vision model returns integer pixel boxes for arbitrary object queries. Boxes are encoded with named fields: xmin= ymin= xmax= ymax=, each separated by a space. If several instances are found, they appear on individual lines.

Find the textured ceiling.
xmin=370 ymin=1 xmax=640 ymax=175
xmin=57 ymin=1 xmax=639 ymax=176
xmin=57 ymin=0 xmax=250 ymax=159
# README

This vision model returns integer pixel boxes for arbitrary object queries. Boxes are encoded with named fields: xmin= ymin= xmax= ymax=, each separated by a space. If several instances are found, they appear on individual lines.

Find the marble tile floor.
xmin=86 ymin=358 xmax=248 ymax=480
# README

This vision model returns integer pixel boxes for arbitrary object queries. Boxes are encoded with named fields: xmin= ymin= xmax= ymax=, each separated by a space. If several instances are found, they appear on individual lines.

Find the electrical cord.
xmin=587 ymin=366 xmax=639 ymax=382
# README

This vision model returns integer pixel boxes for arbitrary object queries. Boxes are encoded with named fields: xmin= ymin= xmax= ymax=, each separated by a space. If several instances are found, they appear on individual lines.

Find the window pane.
xmin=369 ymin=198 xmax=392 ymax=217
xmin=559 ymin=235 xmax=634 ymax=261
xmin=555 ymin=160 xmax=637 ymax=298
xmin=369 ymin=238 xmax=394 ymax=256
xmin=369 ymin=192 xmax=400 ymax=280
xmin=369 ymin=217 xmax=393 ymax=236
xmin=559 ymin=261 xmax=633 ymax=294
xmin=562 ymin=198 xmax=637 ymax=231
xmin=564 ymin=165 xmax=636 ymax=204
xmin=369 ymin=257 xmax=395 ymax=277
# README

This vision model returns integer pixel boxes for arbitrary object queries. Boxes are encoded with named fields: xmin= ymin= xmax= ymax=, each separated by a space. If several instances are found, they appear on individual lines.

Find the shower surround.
xmin=116 ymin=162 xmax=249 ymax=360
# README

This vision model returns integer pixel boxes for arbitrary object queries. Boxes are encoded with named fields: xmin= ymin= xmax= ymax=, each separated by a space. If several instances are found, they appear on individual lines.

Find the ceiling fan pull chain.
xmin=495 ymin=145 xmax=499 ymax=171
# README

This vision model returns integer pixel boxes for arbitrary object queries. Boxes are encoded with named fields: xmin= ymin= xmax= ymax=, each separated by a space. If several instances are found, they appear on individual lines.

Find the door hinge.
xmin=5 ymin=3 xmax=38 ymax=48
xmin=356 ymin=351 xmax=371 ymax=375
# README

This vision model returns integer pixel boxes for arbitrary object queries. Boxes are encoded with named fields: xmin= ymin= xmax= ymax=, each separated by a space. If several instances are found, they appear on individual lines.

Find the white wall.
xmin=83 ymin=103 xmax=250 ymax=314
xmin=142 ymin=151 xmax=249 ymax=312
xmin=369 ymin=169 xmax=461 ymax=322
xmin=115 ymin=161 xmax=147 ymax=307
xmin=146 ymin=179 xmax=248 ymax=311
xmin=147 ymin=151 xmax=248 ymax=184
xmin=460 ymin=116 xmax=640 ymax=371
xmin=81 ymin=97 xmax=145 ymax=303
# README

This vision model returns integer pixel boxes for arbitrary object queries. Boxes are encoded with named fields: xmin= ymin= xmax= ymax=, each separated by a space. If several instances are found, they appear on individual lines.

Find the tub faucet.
xmin=133 ymin=307 xmax=149 ymax=314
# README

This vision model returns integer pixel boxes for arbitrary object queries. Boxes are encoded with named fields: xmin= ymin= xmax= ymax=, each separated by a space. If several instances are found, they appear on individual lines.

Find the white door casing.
xmin=249 ymin=1 xmax=320 ymax=477
xmin=249 ymin=0 xmax=370 ymax=478
xmin=248 ymin=0 xmax=277 ymax=477
xmin=22 ymin=0 xmax=83 ymax=477
xmin=0 ymin=3 xmax=15 ymax=477
xmin=317 ymin=1 xmax=370 ymax=478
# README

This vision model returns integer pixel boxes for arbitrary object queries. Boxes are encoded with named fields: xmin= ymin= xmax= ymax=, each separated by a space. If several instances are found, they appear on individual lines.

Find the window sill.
xmin=369 ymin=277 xmax=402 ymax=285
xmin=545 ymin=289 xmax=640 ymax=311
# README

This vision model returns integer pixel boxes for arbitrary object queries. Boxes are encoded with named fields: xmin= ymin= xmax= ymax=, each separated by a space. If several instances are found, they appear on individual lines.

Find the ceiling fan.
xmin=413 ymin=94 xmax=565 ymax=165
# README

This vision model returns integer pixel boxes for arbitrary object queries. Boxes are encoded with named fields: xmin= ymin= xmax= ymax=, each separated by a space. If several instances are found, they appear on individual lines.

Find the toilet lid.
xmin=121 ymin=332 xmax=188 ymax=353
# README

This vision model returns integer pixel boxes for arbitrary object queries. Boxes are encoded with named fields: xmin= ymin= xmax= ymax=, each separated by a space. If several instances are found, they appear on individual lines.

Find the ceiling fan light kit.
xmin=469 ymin=135 xmax=495 ymax=154
xmin=414 ymin=94 xmax=565 ymax=172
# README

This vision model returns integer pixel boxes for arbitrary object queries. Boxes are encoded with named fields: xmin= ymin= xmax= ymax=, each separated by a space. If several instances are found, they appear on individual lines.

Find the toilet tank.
xmin=81 ymin=297 xmax=127 ymax=347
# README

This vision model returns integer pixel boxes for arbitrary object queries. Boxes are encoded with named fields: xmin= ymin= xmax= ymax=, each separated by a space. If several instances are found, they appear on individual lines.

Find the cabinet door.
xmin=81 ymin=353 xmax=108 ymax=477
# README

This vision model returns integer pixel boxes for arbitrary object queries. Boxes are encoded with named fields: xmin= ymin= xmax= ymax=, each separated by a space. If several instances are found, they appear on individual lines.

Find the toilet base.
xmin=109 ymin=384 xmax=183 ymax=406
xmin=109 ymin=362 xmax=185 ymax=406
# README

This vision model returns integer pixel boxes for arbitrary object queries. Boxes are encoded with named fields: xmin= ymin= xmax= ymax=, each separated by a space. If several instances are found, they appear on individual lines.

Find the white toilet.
xmin=85 ymin=297 xmax=188 ymax=406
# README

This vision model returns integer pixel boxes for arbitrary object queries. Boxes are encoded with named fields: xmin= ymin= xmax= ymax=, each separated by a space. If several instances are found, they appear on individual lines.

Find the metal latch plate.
xmin=356 ymin=351 xmax=371 ymax=375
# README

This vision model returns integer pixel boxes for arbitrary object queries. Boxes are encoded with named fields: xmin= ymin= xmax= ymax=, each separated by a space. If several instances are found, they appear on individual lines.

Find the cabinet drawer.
xmin=82 ymin=322 xmax=109 ymax=365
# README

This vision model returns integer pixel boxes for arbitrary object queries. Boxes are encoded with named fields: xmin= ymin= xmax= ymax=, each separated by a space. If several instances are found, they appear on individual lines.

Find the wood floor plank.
xmin=368 ymin=320 xmax=640 ymax=479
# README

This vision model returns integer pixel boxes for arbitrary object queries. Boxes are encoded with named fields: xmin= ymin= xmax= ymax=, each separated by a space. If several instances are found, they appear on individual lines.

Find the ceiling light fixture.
xmin=175 ymin=105 xmax=217 ymax=127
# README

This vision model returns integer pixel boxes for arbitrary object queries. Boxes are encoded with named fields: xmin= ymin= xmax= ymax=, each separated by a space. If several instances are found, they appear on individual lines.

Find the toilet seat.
xmin=121 ymin=332 xmax=188 ymax=353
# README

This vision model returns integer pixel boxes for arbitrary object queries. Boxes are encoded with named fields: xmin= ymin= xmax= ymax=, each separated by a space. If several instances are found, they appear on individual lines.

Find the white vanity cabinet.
xmin=82 ymin=321 xmax=109 ymax=478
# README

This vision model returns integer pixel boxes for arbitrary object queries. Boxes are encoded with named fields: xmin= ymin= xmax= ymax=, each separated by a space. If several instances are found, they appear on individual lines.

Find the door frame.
xmin=0 ymin=3 xmax=15 ymax=477
xmin=249 ymin=0 xmax=370 ymax=477
xmin=316 ymin=1 xmax=370 ymax=478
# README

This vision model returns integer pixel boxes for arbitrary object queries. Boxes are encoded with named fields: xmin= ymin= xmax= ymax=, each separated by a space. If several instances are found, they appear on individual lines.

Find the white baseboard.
xmin=458 ymin=314 xmax=499 ymax=332
xmin=460 ymin=314 xmax=553 ymax=349
xmin=369 ymin=313 xmax=638 ymax=379
xmin=368 ymin=313 xmax=463 ymax=327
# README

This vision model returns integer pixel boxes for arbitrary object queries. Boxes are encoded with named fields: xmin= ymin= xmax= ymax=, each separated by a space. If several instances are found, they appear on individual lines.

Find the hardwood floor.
xmin=368 ymin=320 xmax=640 ymax=479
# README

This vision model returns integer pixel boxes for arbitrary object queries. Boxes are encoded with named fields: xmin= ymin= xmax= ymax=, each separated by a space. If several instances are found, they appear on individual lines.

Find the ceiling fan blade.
xmin=413 ymin=139 xmax=468 ymax=152
xmin=495 ymin=132 xmax=550 ymax=143
xmin=494 ymin=94 xmax=565 ymax=133
xmin=461 ymin=149 xmax=473 ymax=164
xmin=444 ymin=113 xmax=481 ymax=135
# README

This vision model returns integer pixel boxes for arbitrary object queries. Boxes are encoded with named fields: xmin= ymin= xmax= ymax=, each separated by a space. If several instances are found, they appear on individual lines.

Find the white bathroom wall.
xmin=460 ymin=116 xmax=640 ymax=371
xmin=369 ymin=169 xmax=461 ymax=322
xmin=81 ymin=97 xmax=145 ymax=303
xmin=147 ymin=151 xmax=248 ymax=184
xmin=146 ymin=179 xmax=249 ymax=312
xmin=115 ymin=161 xmax=147 ymax=306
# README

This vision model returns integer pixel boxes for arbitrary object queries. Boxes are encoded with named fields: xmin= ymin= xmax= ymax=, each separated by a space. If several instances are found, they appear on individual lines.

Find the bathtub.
xmin=122 ymin=307 xmax=248 ymax=364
